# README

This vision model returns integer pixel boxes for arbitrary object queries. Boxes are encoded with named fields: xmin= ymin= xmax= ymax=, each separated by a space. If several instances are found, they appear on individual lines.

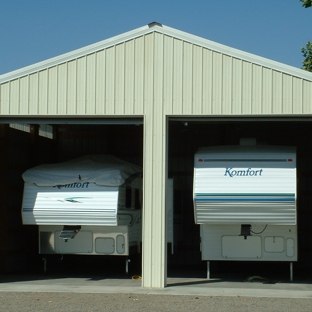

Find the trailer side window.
xmin=135 ymin=189 xmax=140 ymax=210
xmin=125 ymin=186 xmax=132 ymax=208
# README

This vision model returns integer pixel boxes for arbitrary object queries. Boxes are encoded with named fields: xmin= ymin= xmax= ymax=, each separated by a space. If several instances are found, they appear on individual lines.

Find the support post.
xmin=141 ymin=115 xmax=168 ymax=288
xmin=290 ymin=262 xmax=293 ymax=282
xmin=42 ymin=257 xmax=47 ymax=274
xmin=207 ymin=261 xmax=210 ymax=279
xmin=125 ymin=258 xmax=130 ymax=274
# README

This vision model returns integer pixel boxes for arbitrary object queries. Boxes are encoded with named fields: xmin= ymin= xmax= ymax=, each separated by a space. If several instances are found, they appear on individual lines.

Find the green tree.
xmin=301 ymin=0 xmax=312 ymax=8
xmin=300 ymin=0 xmax=312 ymax=71
xmin=301 ymin=42 xmax=312 ymax=72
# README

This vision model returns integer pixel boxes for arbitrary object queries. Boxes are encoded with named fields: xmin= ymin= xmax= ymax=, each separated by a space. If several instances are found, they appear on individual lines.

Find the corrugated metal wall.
xmin=1 ymin=32 xmax=312 ymax=116
xmin=1 ymin=28 xmax=312 ymax=288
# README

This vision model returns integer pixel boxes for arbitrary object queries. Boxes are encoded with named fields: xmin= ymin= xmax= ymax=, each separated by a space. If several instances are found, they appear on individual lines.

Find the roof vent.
xmin=148 ymin=22 xmax=163 ymax=28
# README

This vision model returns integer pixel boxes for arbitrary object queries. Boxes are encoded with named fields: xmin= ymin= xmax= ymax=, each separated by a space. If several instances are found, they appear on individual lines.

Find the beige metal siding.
xmin=38 ymin=70 xmax=48 ymax=115
xmin=86 ymin=54 xmax=96 ymax=115
xmin=76 ymin=57 xmax=87 ymax=115
xmin=232 ymin=58 xmax=242 ymax=114
xmin=1 ymin=26 xmax=312 ymax=289
xmin=115 ymin=43 xmax=125 ymax=115
xmin=262 ymin=68 xmax=273 ymax=114
xmin=7 ymin=81 xmax=20 ymax=114
xmin=141 ymin=33 xmax=167 ymax=287
xmin=163 ymin=36 xmax=173 ymax=114
xmin=293 ymin=77 xmax=302 ymax=114
xmin=48 ymin=67 xmax=58 ymax=115
xmin=19 ymin=76 xmax=29 ymax=114
xmin=202 ymin=49 xmax=213 ymax=114
xmin=222 ymin=55 xmax=232 ymax=114
xmin=58 ymin=64 xmax=67 ymax=115
xmin=192 ymin=45 xmax=203 ymax=114
xmin=283 ymin=74 xmax=293 ymax=114
xmin=242 ymin=61 xmax=252 ymax=114
xmin=124 ymin=40 xmax=135 ymax=115
xmin=134 ymin=37 xmax=145 ymax=114
xmin=67 ymin=60 xmax=77 ymax=114
xmin=303 ymin=80 xmax=312 ymax=113
xmin=95 ymin=50 xmax=105 ymax=114
xmin=1 ymin=32 xmax=312 ymax=116
xmin=182 ymin=41 xmax=192 ymax=114
xmin=272 ymin=70 xmax=283 ymax=114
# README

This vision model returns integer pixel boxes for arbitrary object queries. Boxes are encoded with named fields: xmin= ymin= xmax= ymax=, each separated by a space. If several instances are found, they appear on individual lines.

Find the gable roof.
xmin=1 ymin=22 xmax=312 ymax=84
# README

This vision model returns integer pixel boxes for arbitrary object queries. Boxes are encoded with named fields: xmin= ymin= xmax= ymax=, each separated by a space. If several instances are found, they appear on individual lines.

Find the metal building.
xmin=1 ymin=22 xmax=312 ymax=288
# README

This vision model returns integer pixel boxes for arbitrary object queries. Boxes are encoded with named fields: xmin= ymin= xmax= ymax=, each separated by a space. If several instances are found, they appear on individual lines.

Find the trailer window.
xmin=125 ymin=187 xmax=132 ymax=208
xmin=135 ymin=189 xmax=140 ymax=209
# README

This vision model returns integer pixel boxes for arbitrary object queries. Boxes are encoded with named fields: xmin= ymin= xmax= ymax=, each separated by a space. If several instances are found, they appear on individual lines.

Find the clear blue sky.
xmin=0 ymin=1 xmax=311 ymax=75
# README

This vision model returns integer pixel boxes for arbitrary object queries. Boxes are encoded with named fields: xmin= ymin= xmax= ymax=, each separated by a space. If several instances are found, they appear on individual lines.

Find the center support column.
xmin=142 ymin=114 xmax=168 ymax=288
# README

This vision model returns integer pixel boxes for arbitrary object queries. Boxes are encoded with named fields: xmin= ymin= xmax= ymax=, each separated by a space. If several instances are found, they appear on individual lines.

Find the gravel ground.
xmin=1 ymin=292 xmax=312 ymax=312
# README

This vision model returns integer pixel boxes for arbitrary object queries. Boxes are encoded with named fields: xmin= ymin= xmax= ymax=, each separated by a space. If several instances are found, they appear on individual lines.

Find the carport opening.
xmin=167 ymin=118 xmax=312 ymax=283
xmin=0 ymin=121 xmax=143 ymax=277
xmin=2 ymin=118 xmax=312 ymax=284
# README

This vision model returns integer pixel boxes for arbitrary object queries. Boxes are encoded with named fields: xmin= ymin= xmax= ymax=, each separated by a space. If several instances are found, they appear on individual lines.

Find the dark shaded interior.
xmin=1 ymin=119 xmax=312 ymax=282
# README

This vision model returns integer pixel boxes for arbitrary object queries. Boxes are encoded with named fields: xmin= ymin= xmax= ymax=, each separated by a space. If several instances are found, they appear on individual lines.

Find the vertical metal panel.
xmin=38 ymin=70 xmax=48 ymax=114
xmin=142 ymin=116 xmax=167 ymax=288
xmin=252 ymin=64 xmax=262 ymax=114
xmin=57 ymin=64 xmax=67 ymax=115
xmin=28 ymin=73 xmax=39 ymax=115
xmin=19 ymin=76 xmax=29 ymax=115
xmin=142 ymin=33 xmax=167 ymax=287
xmin=47 ymin=67 xmax=58 ymax=115
xmin=142 ymin=34 xmax=154 ymax=287
xmin=202 ymin=49 xmax=213 ymax=114
xmin=95 ymin=50 xmax=106 ymax=114
xmin=29 ymin=73 xmax=39 ymax=114
xmin=134 ymin=37 xmax=145 ymax=114
xmin=105 ymin=47 xmax=115 ymax=114
xmin=0 ymin=82 xmax=10 ymax=114
xmin=262 ymin=67 xmax=273 ymax=114
xmin=144 ymin=34 xmax=154 ymax=115
xmin=232 ymin=58 xmax=242 ymax=114
xmin=86 ymin=54 xmax=96 ymax=115
xmin=115 ymin=43 xmax=125 ymax=115
xmin=222 ymin=55 xmax=232 ymax=114
xmin=152 ymin=32 xmax=166 ymax=286
xmin=303 ymin=80 xmax=312 ymax=113
xmin=124 ymin=40 xmax=135 ymax=114
xmin=10 ymin=79 xmax=20 ymax=114
xmin=272 ymin=71 xmax=283 ymax=113
xmin=76 ymin=57 xmax=87 ymax=115
xmin=192 ymin=45 xmax=203 ymax=115
xmin=241 ymin=61 xmax=252 ymax=114
xmin=172 ymin=38 xmax=183 ymax=114
xmin=212 ymin=52 xmax=222 ymax=114
xmin=292 ymin=77 xmax=303 ymax=114
xmin=163 ymin=36 xmax=174 ymax=114
xmin=283 ymin=74 xmax=293 ymax=114
xmin=182 ymin=42 xmax=192 ymax=114
xmin=154 ymin=33 xmax=164 ymax=113
xmin=67 ymin=60 xmax=77 ymax=114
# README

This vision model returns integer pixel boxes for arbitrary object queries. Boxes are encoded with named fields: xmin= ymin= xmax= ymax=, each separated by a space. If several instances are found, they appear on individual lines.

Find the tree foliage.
xmin=301 ymin=42 xmax=312 ymax=72
xmin=300 ymin=1 xmax=312 ymax=71
xmin=301 ymin=0 xmax=312 ymax=8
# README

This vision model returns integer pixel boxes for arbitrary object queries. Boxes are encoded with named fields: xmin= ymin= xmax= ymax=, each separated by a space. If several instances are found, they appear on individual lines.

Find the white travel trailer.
xmin=21 ymin=155 xmax=143 ymax=273
xmin=193 ymin=145 xmax=297 ymax=280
